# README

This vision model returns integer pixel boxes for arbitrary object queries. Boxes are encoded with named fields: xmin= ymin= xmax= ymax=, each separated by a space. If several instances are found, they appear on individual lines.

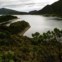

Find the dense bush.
xmin=8 ymin=21 xmax=30 ymax=34
xmin=0 ymin=27 xmax=62 ymax=62
xmin=0 ymin=15 xmax=17 ymax=23
xmin=0 ymin=15 xmax=62 ymax=62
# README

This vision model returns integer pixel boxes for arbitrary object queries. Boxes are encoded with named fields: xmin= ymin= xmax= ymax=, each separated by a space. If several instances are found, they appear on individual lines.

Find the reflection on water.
xmin=12 ymin=15 xmax=62 ymax=37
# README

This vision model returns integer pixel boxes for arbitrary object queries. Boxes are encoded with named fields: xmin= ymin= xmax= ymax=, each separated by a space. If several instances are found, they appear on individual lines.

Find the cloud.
xmin=0 ymin=0 xmax=58 ymax=12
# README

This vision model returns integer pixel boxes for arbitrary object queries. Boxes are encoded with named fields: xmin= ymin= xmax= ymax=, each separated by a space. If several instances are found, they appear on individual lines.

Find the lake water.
xmin=12 ymin=15 xmax=62 ymax=37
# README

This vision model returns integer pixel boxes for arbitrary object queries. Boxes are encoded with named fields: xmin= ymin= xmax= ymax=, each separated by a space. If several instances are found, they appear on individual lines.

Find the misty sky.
xmin=0 ymin=0 xmax=58 ymax=12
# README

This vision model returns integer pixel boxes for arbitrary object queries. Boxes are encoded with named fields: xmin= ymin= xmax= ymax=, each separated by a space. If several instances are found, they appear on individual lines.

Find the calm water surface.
xmin=12 ymin=15 xmax=62 ymax=37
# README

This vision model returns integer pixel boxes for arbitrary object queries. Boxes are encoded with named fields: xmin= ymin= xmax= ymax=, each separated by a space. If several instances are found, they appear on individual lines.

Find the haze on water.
xmin=11 ymin=15 xmax=62 ymax=37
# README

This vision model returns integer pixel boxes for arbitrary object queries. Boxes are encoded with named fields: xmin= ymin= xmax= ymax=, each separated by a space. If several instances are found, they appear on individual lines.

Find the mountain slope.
xmin=0 ymin=8 xmax=27 ymax=15
xmin=29 ymin=0 xmax=62 ymax=16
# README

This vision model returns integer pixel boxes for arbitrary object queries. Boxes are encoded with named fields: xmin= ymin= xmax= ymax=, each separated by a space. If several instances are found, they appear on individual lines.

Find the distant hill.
xmin=0 ymin=8 xmax=27 ymax=15
xmin=29 ymin=0 xmax=62 ymax=16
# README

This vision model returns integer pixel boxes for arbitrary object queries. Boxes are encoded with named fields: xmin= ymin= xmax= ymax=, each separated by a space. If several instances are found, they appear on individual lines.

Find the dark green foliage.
xmin=0 ymin=15 xmax=62 ymax=62
xmin=9 ymin=21 xmax=30 ymax=34
xmin=1 ymin=27 xmax=62 ymax=61
xmin=0 ymin=15 xmax=17 ymax=23
xmin=0 ymin=26 xmax=62 ymax=62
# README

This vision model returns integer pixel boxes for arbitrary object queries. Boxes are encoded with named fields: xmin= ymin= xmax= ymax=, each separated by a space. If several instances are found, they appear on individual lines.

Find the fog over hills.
xmin=29 ymin=0 xmax=62 ymax=16
xmin=0 ymin=8 xmax=27 ymax=15
xmin=0 ymin=0 xmax=58 ymax=12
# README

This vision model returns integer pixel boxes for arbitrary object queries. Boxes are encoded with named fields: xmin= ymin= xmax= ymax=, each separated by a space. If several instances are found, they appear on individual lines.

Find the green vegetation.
xmin=9 ymin=21 xmax=30 ymax=34
xmin=0 ymin=27 xmax=62 ymax=62
xmin=0 ymin=22 xmax=30 ymax=36
xmin=0 ymin=15 xmax=30 ymax=35
xmin=0 ymin=15 xmax=17 ymax=23
xmin=0 ymin=15 xmax=62 ymax=62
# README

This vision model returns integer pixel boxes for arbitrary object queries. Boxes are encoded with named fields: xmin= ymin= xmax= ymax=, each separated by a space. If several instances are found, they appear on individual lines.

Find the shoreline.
xmin=0 ymin=18 xmax=18 ymax=25
xmin=18 ymin=26 xmax=30 ymax=36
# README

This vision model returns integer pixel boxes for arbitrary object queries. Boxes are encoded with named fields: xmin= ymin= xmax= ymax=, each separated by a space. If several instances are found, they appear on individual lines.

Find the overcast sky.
xmin=0 ymin=0 xmax=58 ymax=12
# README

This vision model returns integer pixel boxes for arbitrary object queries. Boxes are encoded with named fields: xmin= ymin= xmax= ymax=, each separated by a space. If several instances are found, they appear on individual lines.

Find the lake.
xmin=11 ymin=15 xmax=62 ymax=37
